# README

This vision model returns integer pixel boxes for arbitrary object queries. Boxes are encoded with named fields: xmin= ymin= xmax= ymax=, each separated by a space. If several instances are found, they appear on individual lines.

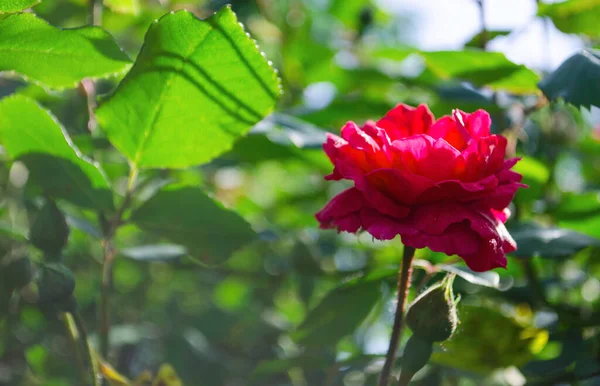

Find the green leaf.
xmin=538 ymin=49 xmax=600 ymax=108
xmin=96 ymin=6 xmax=281 ymax=169
xmin=422 ymin=50 xmax=539 ymax=94
xmin=29 ymin=200 xmax=69 ymax=255
xmin=464 ymin=30 xmax=511 ymax=48
xmin=105 ymin=0 xmax=139 ymax=15
xmin=431 ymin=305 xmax=548 ymax=374
xmin=538 ymin=0 xmax=600 ymax=38
xmin=292 ymin=276 xmax=381 ymax=346
xmin=130 ymin=186 xmax=257 ymax=265
xmin=513 ymin=156 xmax=550 ymax=203
xmin=0 ymin=95 xmax=114 ymax=211
xmin=0 ymin=0 xmax=40 ymax=13
xmin=373 ymin=48 xmax=540 ymax=94
xmin=508 ymin=222 xmax=600 ymax=259
xmin=0 ymin=13 xmax=131 ymax=89
xmin=437 ymin=264 xmax=500 ymax=288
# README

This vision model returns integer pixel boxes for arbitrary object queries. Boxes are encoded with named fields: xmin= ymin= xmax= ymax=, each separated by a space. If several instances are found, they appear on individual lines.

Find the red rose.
xmin=315 ymin=104 xmax=526 ymax=272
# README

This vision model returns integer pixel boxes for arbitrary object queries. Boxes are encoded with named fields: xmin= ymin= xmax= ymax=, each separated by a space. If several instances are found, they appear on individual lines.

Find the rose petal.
xmin=376 ymin=104 xmax=434 ymax=141
xmin=316 ymin=188 xmax=365 ymax=231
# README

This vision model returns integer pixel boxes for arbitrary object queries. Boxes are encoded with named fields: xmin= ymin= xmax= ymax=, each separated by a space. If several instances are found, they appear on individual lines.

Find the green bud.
xmin=29 ymin=200 xmax=70 ymax=256
xmin=399 ymin=334 xmax=433 ymax=384
xmin=37 ymin=263 xmax=75 ymax=313
xmin=0 ymin=254 xmax=33 ymax=292
xmin=406 ymin=273 xmax=459 ymax=342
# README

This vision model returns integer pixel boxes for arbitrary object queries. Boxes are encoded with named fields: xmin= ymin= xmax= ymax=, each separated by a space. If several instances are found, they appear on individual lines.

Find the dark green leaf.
xmin=0 ymin=0 xmax=40 ymax=13
xmin=538 ymin=0 xmax=600 ymax=38
xmin=96 ymin=6 xmax=281 ymax=169
xmin=130 ymin=186 xmax=257 ymax=265
xmin=509 ymin=222 xmax=600 ymax=259
xmin=121 ymin=244 xmax=187 ymax=262
xmin=292 ymin=277 xmax=381 ymax=346
xmin=538 ymin=49 xmax=600 ymax=108
xmin=0 ymin=96 xmax=114 ymax=211
xmin=0 ymin=13 xmax=131 ymax=89
xmin=29 ymin=200 xmax=69 ymax=255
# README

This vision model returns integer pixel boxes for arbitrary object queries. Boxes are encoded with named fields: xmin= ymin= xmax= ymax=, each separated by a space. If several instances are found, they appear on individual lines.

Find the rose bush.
xmin=316 ymin=104 xmax=526 ymax=272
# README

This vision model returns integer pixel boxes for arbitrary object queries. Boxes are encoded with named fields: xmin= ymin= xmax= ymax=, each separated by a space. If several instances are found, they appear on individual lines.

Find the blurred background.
xmin=2 ymin=0 xmax=600 ymax=385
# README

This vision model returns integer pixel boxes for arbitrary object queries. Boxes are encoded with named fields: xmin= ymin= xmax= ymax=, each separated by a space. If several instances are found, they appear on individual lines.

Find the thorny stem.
xmin=378 ymin=246 xmax=416 ymax=386
xmin=98 ymin=167 xmax=138 ymax=366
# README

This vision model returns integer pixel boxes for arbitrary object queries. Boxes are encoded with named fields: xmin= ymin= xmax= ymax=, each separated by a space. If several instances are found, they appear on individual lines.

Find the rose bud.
xmin=406 ymin=273 xmax=459 ymax=343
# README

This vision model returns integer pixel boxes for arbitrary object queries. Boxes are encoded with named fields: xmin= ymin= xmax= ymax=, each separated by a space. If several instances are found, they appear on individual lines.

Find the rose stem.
xmin=378 ymin=245 xmax=416 ymax=386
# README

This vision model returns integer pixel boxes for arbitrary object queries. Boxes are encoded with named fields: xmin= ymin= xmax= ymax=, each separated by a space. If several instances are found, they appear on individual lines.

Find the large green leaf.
xmin=129 ymin=186 xmax=257 ymax=265
xmin=0 ymin=13 xmax=131 ymax=89
xmin=96 ymin=6 xmax=281 ymax=169
xmin=292 ymin=275 xmax=381 ymax=346
xmin=0 ymin=95 xmax=113 ymax=210
xmin=538 ymin=0 xmax=600 ymax=38
xmin=0 ymin=0 xmax=40 ymax=13
xmin=373 ymin=48 xmax=540 ymax=94
xmin=538 ymin=49 xmax=600 ymax=108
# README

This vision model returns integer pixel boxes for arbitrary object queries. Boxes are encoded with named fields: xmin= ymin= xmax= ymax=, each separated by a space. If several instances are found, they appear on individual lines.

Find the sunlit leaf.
xmin=0 ymin=95 xmax=114 ymax=210
xmin=96 ymin=6 xmax=281 ymax=169
xmin=0 ymin=13 xmax=131 ymax=89
xmin=538 ymin=0 xmax=600 ymax=38
xmin=0 ymin=0 xmax=40 ymax=13
xmin=105 ymin=0 xmax=139 ymax=15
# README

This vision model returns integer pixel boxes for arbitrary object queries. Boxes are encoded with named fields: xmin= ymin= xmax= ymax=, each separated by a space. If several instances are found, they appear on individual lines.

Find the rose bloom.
xmin=315 ymin=104 xmax=525 ymax=272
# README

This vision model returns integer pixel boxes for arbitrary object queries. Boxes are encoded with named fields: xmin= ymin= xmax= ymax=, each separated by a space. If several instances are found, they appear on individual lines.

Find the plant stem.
xmin=90 ymin=0 xmax=103 ymax=26
xmin=475 ymin=0 xmax=489 ymax=49
xmin=522 ymin=259 xmax=549 ymax=307
xmin=98 ymin=167 xmax=137 ymax=364
xmin=378 ymin=246 xmax=416 ymax=386
xmin=62 ymin=313 xmax=89 ymax=385
xmin=63 ymin=311 xmax=100 ymax=386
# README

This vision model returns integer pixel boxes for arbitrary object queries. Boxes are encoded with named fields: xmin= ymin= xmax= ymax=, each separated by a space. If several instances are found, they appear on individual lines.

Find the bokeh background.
xmin=2 ymin=0 xmax=600 ymax=385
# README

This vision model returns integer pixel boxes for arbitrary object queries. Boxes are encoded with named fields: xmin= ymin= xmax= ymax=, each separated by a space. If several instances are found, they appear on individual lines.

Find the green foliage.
xmin=509 ymin=222 xmax=600 ymax=259
xmin=292 ymin=275 xmax=381 ymax=346
xmin=0 ymin=13 xmax=131 ymax=89
xmin=372 ymin=48 xmax=540 ymax=93
xmin=538 ymin=49 xmax=600 ymax=108
xmin=538 ymin=0 xmax=600 ymax=38
xmin=0 ymin=0 xmax=40 ymax=13
xmin=29 ymin=200 xmax=69 ymax=256
xmin=0 ymin=95 xmax=113 ymax=210
xmin=96 ymin=6 xmax=280 ymax=169
xmin=0 ymin=0 xmax=598 ymax=385
xmin=431 ymin=305 xmax=548 ymax=374
xmin=130 ymin=186 xmax=257 ymax=265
